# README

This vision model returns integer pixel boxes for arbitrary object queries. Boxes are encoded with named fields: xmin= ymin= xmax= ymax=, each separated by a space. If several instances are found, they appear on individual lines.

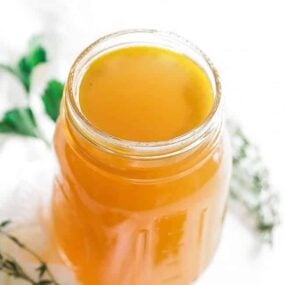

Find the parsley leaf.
xmin=0 ymin=44 xmax=47 ymax=93
xmin=16 ymin=45 xmax=47 ymax=92
xmin=0 ymin=39 xmax=50 ymax=144
xmin=0 ymin=107 xmax=40 ymax=138
xmin=41 ymin=80 xmax=64 ymax=122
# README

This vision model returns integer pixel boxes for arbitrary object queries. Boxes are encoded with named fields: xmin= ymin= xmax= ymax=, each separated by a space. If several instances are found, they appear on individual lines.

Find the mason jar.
xmin=51 ymin=30 xmax=232 ymax=285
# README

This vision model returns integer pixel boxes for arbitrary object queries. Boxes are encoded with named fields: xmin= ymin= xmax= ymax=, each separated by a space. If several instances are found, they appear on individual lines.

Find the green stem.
xmin=36 ymin=129 xmax=51 ymax=148
xmin=0 ymin=251 xmax=37 ymax=284
xmin=0 ymin=64 xmax=27 ymax=92
xmin=0 ymin=231 xmax=59 ymax=285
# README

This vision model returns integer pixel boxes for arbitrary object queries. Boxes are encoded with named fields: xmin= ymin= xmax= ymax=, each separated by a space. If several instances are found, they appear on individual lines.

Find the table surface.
xmin=0 ymin=0 xmax=284 ymax=284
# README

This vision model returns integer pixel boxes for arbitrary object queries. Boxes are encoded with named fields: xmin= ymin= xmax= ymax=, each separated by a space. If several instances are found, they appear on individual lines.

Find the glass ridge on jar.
xmin=51 ymin=30 xmax=232 ymax=285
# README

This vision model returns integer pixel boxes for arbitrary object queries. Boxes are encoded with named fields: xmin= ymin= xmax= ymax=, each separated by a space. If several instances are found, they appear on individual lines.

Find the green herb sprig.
xmin=0 ymin=107 xmax=40 ymax=138
xmin=0 ymin=39 xmax=64 ymax=144
xmin=41 ymin=80 xmax=64 ymax=123
xmin=228 ymin=121 xmax=280 ymax=244
xmin=0 ymin=221 xmax=60 ymax=284
xmin=0 ymin=43 xmax=46 ymax=93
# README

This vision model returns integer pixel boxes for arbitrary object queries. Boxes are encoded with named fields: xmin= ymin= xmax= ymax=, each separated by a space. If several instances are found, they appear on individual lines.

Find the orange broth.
xmin=52 ymin=43 xmax=231 ymax=285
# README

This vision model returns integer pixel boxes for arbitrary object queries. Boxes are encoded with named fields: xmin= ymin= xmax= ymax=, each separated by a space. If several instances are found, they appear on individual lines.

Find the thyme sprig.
xmin=228 ymin=121 xmax=280 ymax=244
xmin=0 ymin=220 xmax=60 ymax=284
xmin=0 ymin=252 xmax=37 ymax=284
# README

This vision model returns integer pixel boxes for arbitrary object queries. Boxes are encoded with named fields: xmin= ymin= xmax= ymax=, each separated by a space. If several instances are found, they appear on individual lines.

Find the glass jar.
xmin=51 ymin=30 xmax=232 ymax=285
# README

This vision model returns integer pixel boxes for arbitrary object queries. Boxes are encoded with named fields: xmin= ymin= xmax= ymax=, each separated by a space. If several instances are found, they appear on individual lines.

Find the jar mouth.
xmin=66 ymin=29 xmax=222 ymax=159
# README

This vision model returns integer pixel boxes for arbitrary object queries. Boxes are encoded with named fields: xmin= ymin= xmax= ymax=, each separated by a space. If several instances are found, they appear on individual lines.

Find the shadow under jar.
xmin=51 ymin=30 xmax=232 ymax=285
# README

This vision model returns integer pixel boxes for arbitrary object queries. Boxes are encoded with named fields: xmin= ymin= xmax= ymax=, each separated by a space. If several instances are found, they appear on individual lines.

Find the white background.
xmin=0 ymin=0 xmax=284 ymax=284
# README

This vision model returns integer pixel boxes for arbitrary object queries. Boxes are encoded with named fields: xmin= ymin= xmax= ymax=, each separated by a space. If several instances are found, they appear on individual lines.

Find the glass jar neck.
xmin=64 ymin=29 xmax=222 ymax=160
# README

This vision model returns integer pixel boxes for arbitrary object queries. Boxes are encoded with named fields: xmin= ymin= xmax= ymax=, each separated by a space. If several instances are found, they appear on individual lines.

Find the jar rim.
xmin=66 ymin=29 xmax=222 ymax=159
